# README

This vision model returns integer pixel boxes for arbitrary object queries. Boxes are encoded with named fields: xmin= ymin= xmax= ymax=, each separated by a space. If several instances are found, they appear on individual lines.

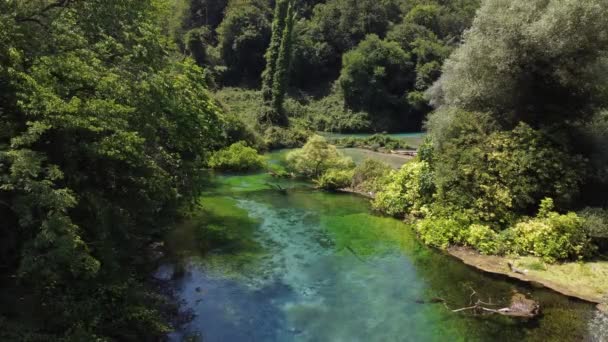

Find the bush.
xmin=429 ymin=117 xmax=586 ymax=226
xmin=507 ymin=199 xmax=593 ymax=263
xmin=286 ymin=135 xmax=354 ymax=178
xmin=465 ymin=224 xmax=499 ymax=255
xmin=208 ymin=142 xmax=267 ymax=171
xmin=315 ymin=169 xmax=354 ymax=191
xmin=415 ymin=211 xmax=472 ymax=248
xmin=351 ymin=159 xmax=393 ymax=193
xmin=297 ymin=85 xmax=371 ymax=133
xmin=372 ymin=160 xmax=434 ymax=217
xmin=579 ymin=207 xmax=608 ymax=238
xmin=263 ymin=126 xmax=311 ymax=149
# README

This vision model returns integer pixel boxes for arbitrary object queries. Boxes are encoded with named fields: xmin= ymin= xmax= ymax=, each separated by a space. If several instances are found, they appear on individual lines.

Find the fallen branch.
xmin=508 ymin=261 xmax=528 ymax=275
xmin=422 ymin=289 xmax=540 ymax=318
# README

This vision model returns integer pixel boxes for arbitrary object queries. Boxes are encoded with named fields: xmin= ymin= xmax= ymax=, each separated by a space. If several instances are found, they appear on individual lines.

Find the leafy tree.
xmin=339 ymin=34 xmax=415 ymax=131
xmin=270 ymin=1 xmax=296 ymax=120
xmin=262 ymin=0 xmax=290 ymax=103
xmin=186 ymin=0 xmax=229 ymax=31
xmin=0 ymin=0 xmax=224 ymax=339
xmin=294 ymin=0 xmax=403 ymax=82
xmin=430 ymin=0 xmax=608 ymax=128
xmin=216 ymin=0 xmax=271 ymax=85
xmin=208 ymin=141 xmax=267 ymax=171
xmin=372 ymin=160 xmax=434 ymax=217
xmin=286 ymin=135 xmax=354 ymax=178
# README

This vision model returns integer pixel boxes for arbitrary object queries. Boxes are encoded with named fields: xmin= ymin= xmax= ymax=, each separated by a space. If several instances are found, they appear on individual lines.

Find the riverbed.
xmin=160 ymin=155 xmax=606 ymax=341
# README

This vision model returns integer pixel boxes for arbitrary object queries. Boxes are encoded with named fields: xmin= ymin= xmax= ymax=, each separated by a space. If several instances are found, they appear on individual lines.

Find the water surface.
xmin=163 ymin=166 xmax=605 ymax=341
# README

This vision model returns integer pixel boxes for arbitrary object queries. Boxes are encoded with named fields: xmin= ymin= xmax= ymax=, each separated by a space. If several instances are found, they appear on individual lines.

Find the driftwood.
xmin=423 ymin=287 xmax=540 ymax=318
xmin=508 ymin=261 xmax=528 ymax=275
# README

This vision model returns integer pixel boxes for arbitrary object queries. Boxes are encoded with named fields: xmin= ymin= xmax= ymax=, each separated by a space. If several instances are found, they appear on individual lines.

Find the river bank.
xmin=447 ymin=246 xmax=608 ymax=311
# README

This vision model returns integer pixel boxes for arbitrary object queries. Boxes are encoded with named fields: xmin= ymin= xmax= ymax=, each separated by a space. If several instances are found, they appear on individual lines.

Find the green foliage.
xmin=339 ymin=34 xmax=415 ymax=131
xmin=216 ymin=0 xmax=271 ymax=85
xmin=293 ymin=85 xmax=371 ymax=132
xmin=351 ymin=159 xmax=393 ymax=193
xmin=465 ymin=224 xmax=499 ymax=255
xmin=372 ymin=160 xmax=434 ymax=217
xmin=0 ymin=0 xmax=224 ymax=339
xmin=296 ymin=0 xmax=403 ymax=81
xmin=579 ymin=207 xmax=608 ymax=239
xmin=286 ymin=135 xmax=354 ymax=178
xmin=262 ymin=0 xmax=290 ymax=103
xmin=270 ymin=2 xmax=296 ymax=120
xmin=208 ymin=142 xmax=267 ymax=171
xmin=415 ymin=211 xmax=472 ymax=248
xmin=431 ymin=0 xmax=608 ymax=126
xmin=315 ymin=168 xmax=354 ymax=191
xmin=429 ymin=113 xmax=586 ymax=225
xmin=263 ymin=126 xmax=311 ymax=149
xmin=507 ymin=199 xmax=593 ymax=263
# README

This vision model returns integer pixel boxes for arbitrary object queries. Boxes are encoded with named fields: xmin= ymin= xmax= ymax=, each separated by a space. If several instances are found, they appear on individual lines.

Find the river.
xmin=159 ymin=153 xmax=606 ymax=342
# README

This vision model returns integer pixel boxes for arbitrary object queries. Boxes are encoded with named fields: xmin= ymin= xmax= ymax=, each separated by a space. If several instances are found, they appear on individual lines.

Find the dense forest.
xmin=1 ymin=0 xmax=608 ymax=340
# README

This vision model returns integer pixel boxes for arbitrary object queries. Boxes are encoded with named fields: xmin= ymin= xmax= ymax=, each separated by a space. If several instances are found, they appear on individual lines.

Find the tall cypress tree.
xmin=261 ymin=0 xmax=289 ymax=103
xmin=271 ymin=1 xmax=296 ymax=122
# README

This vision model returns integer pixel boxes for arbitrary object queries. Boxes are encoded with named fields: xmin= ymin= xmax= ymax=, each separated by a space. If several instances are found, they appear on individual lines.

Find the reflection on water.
xmin=164 ymin=172 xmax=605 ymax=342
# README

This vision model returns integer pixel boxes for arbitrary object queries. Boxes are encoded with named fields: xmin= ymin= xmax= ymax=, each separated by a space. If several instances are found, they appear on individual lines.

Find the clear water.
xmin=163 ymin=164 xmax=605 ymax=341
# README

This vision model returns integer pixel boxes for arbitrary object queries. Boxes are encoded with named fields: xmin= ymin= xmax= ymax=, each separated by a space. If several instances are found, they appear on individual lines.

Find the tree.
xmin=270 ymin=2 xmax=296 ymax=120
xmin=429 ymin=0 xmax=608 ymax=128
xmin=339 ymin=35 xmax=415 ymax=131
xmin=259 ymin=0 xmax=296 ymax=126
xmin=216 ymin=0 xmax=271 ymax=85
xmin=0 ymin=0 xmax=224 ymax=339
xmin=286 ymin=135 xmax=353 ymax=178
xmin=293 ymin=0 xmax=403 ymax=82
xmin=429 ymin=111 xmax=586 ymax=225
xmin=262 ymin=0 xmax=289 ymax=103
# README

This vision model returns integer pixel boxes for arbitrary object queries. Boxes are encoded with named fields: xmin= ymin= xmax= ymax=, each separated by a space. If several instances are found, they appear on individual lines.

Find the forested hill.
xmin=179 ymin=0 xmax=480 ymax=132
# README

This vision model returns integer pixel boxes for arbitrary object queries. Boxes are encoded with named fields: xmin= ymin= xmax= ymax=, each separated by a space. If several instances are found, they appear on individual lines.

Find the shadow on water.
xmin=161 ymin=171 xmax=605 ymax=342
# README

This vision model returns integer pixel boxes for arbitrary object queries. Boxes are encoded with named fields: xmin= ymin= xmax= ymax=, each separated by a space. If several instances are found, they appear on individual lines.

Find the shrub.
xmin=507 ymin=199 xmax=593 ymax=263
xmin=263 ymin=126 xmax=310 ymax=149
xmin=416 ymin=211 xmax=472 ymax=248
xmin=351 ymin=159 xmax=393 ymax=193
xmin=372 ymin=160 xmax=434 ymax=217
xmin=315 ymin=169 xmax=354 ymax=191
xmin=208 ymin=142 xmax=267 ymax=171
xmin=286 ymin=135 xmax=354 ymax=178
xmin=465 ymin=224 xmax=499 ymax=255
xmin=579 ymin=207 xmax=608 ymax=239
xmin=429 ymin=117 xmax=586 ymax=226
xmin=297 ymin=86 xmax=371 ymax=133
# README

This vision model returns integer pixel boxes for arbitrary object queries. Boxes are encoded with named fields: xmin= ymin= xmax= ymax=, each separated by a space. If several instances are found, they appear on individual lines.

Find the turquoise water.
xmin=162 ymin=157 xmax=606 ymax=341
